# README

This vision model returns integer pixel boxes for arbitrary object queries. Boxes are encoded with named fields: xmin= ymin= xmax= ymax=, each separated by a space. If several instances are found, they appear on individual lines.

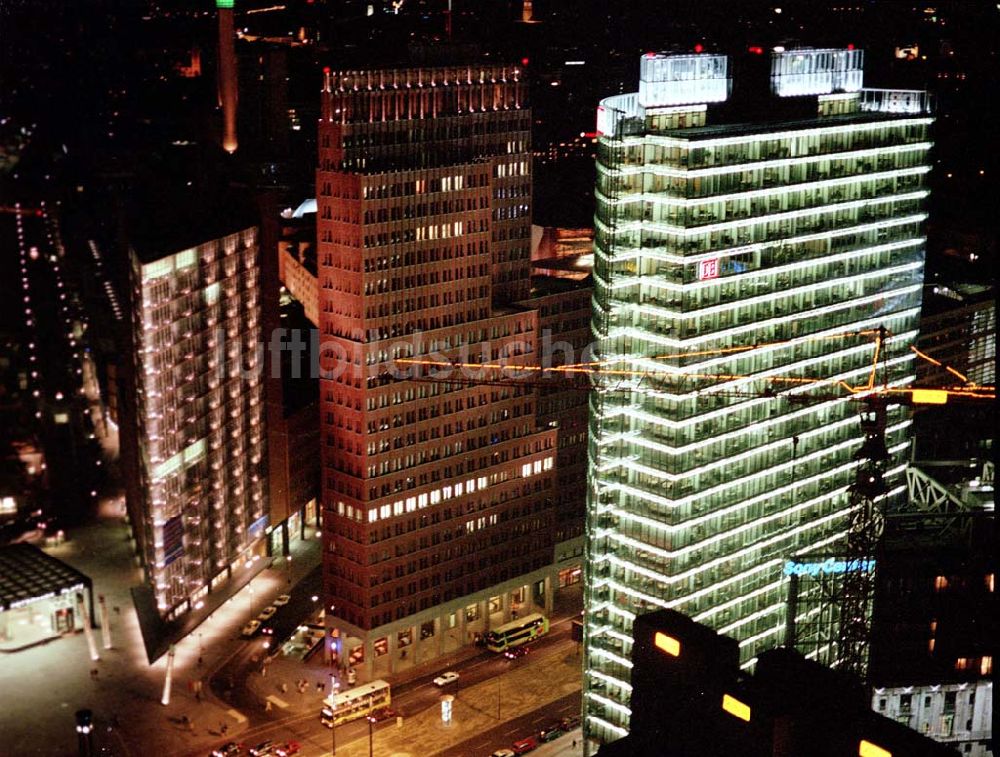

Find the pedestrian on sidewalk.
xmin=316 ymin=681 xmax=323 ymax=693
xmin=265 ymin=699 xmax=273 ymax=713
xmin=220 ymin=723 xmax=229 ymax=736
xmin=281 ymin=683 xmax=288 ymax=694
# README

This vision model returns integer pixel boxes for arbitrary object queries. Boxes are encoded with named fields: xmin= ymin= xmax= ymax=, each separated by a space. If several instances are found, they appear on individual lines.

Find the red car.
xmin=512 ymin=736 xmax=538 ymax=754
xmin=274 ymin=742 xmax=300 ymax=757
xmin=370 ymin=708 xmax=399 ymax=723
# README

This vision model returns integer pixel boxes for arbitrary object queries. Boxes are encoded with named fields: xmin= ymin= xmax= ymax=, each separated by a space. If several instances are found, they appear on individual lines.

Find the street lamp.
xmin=366 ymin=715 xmax=376 ymax=757
xmin=328 ymin=674 xmax=340 ymax=756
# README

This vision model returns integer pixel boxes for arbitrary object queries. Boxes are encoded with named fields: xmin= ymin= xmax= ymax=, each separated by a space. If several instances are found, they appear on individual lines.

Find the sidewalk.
xmin=532 ymin=728 xmax=597 ymax=757
xmin=0 ymin=513 xmax=324 ymax=756
xmin=0 ymin=514 xmax=242 ymax=756
xmin=134 ymin=522 xmax=321 ymax=664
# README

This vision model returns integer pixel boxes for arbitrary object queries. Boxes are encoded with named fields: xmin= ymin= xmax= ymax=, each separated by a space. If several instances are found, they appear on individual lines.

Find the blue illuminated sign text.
xmin=783 ymin=558 xmax=875 ymax=577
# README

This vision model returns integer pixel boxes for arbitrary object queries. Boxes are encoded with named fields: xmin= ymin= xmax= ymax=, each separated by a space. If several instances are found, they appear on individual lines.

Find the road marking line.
xmin=226 ymin=708 xmax=247 ymax=723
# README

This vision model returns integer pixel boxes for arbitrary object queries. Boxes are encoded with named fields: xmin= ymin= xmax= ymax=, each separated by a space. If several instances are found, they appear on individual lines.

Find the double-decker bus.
xmin=320 ymin=679 xmax=391 ymax=728
xmin=485 ymin=613 xmax=549 ymax=653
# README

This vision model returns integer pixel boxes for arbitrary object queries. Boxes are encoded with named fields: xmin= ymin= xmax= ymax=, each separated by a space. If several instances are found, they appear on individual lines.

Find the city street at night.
xmin=1 ymin=1 xmax=994 ymax=756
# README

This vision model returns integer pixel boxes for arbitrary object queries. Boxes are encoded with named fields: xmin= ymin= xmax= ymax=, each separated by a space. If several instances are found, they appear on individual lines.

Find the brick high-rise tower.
xmin=216 ymin=0 xmax=238 ymax=153
xmin=316 ymin=64 xmax=557 ymax=678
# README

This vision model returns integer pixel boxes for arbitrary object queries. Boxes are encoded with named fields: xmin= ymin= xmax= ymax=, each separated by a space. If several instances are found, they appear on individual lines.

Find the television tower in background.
xmin=217 ymin=0 xmax=238 ymax=153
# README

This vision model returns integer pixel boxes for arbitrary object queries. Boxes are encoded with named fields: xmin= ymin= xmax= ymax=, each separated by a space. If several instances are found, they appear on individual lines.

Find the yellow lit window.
xmin=721 ymin=694 xmax=751 ymax=722
xmin=654 ymin=632 xmax=680 ymax=657
xmin=859 ymin=740 xmax=892 ymax=757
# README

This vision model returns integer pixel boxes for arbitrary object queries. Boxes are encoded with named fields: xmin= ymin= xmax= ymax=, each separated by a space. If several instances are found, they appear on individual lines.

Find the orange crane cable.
xmin=909 ymin=346 xmax=973 ymax=386
xmin=865 ymin=333 xmax=882 ymax=391
xmin=400 ymin=358 xmax=881 ymax=391
xmin=397 ymin=352 xmax=992 ymax=400
xmin=559 ymin=328 xmax=882 ymax=370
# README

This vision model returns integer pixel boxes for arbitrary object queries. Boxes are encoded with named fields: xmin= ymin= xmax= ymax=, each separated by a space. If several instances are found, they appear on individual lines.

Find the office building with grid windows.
xmin=316 ymin=65 xmax=561 ymax=678
xmin=583 ymin=48 xmax=933 ymax=744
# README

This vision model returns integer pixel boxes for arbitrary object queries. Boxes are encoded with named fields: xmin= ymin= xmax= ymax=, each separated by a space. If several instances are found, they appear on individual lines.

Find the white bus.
xmin=485 ymin=613 xmax=549 ymax=653
xmin=320 ymin=679 xmax=391 ymax=727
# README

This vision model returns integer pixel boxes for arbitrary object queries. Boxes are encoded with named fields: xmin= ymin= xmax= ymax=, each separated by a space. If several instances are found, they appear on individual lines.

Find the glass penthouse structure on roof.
xmin=583 ymin=48 xmax=933 ymax=744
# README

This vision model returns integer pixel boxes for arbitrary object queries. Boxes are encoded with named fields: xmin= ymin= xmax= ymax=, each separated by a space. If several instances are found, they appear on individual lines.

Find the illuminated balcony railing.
xmin=859 ymin=88 xmax=933 ymax=115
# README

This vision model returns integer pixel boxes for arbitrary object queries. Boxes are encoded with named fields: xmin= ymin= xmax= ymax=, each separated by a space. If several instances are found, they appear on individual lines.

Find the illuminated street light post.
xmin=77 ymin=592 xmax=99 ymax=662
xmin=161 ymin=644 xmax=175 ymax=705
xmin=366 ymin=714 xmax=376 ymax=757
xmin=98 ymin=594 xmax=112 ymax=650
xmin=329 ymin=674 xmax=340 ymax=755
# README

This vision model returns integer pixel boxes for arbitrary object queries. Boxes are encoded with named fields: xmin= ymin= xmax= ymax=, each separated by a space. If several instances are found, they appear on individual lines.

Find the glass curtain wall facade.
xmin=583 ymin=54 xmax=933 ymax=744
xmin=128 ymin=229 xmax=268 ymax=618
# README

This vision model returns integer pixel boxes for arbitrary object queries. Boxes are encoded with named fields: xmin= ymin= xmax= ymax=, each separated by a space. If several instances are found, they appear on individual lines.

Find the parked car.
xmin=433 ymin=671 xmax=460 ymax=686
xmin=248 ymin=741 xmax=275 ymax=756
xmin=504 ymin=645 xmax=531 ymax=660
xmin=491 ymin=750 xmax=516 ymax=757
xmin=273 ymin=594 xmax=291 ymax=607
xmin=512 ymin=736 xmax=538 ymax=754
xmin=539 ymin=725 xmax=564 ymax=742
xmin=210 ymin=743 xmax=244 ymax=757
xmin=240 ymin=620 xmax=261 ymax=638
xmin=257 ymin=606 xmax=277 ymax=621
xmin=274 ymin=742 xmax=300 ymax=756
xmin=559 ymin=714 xmax=582 ymax=730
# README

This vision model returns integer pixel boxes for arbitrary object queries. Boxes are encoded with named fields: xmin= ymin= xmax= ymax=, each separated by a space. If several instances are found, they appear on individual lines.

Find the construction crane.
xmin=396 ymin=328 xmax=993 ymax=405
xmin=397 ymin=324 xmax=992 ymax=683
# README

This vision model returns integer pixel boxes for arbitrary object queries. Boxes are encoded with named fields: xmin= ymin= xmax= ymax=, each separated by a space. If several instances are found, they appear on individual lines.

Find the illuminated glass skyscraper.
xmin=119 ymin=181 xmax=268 ymax=622
xmin=583 ymin=48 xmax=933 ymax=743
